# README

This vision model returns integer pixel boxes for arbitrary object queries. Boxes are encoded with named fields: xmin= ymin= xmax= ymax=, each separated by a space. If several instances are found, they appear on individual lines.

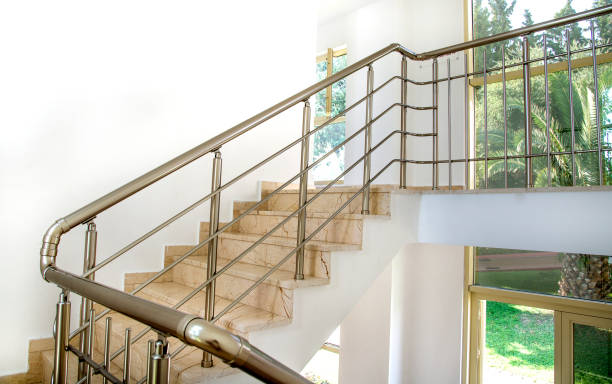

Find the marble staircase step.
xmin=138 ymin=282 xmax=291 ymax=335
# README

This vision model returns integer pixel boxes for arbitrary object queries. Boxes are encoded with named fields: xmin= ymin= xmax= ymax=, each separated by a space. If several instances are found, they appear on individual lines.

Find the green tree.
xmin=548 ymin=0 xmax=588 ymax=55
xmin=522 ymin=9 xmax=534 ymax=27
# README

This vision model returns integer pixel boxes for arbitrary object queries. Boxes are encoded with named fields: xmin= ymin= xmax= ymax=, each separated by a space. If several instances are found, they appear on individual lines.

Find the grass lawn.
xmin=480 ymin=268 xmax=612 ymax=383
xmin=485 ymin=300 xmax=555 ymax=383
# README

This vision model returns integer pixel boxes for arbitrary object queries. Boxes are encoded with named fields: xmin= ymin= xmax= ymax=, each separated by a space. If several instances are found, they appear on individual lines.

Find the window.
xmin=312 ymin=47 xmax=347 ymax=183
xmin=464 ymin=247 xmax=612 ymax=383
xmin=301 ymin=326 xmax=340 ymax=384
xmin=469 ymin=0 xmax=612 ymax=188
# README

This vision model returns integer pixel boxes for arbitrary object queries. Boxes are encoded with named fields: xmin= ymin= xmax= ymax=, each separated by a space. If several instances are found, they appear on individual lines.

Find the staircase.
xmin=38 ymin=7 xmax=612 ymax=383
xmin=42 ymin=182 xmax=397 ymax=383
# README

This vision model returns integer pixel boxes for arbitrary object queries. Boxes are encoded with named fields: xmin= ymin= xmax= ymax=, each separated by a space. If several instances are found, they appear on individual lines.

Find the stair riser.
xmin=170 ymin=262 xmax=293 ymax=318
xmin=228 ymin=214 xmax=362 ymax=245
xmin=217 ymin=237 xmax=331 ymax=278
xmin=265 ymin=191 xmax=390 ymax=215
xmin=166 ymin=241 xmax=329 ymax=279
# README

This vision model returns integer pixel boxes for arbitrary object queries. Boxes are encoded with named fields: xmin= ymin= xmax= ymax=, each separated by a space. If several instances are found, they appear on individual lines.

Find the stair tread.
xmin=220 ymin=231 xmax=361 ymax=252
xmin=261 ymin=182 xmax=397 ymax=194
xmin=139 ymin=282 xmax=291 ymax=334
xmin=169 ymin=252 xmax=330 ymax=289
xmin=234 ymin=209 xmax=390 ymax=220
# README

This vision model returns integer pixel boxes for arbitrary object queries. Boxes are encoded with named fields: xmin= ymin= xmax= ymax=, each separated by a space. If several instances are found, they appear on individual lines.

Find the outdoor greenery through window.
xmin=313 ymin=47 xmax=347 ymax=182
xmin=473 ymin=247 xmax=611 ymax=383
xmin=472 ymin=0 xmax=612 ymax=188
xmin=475 ymin=247 xmax=612 ymax=302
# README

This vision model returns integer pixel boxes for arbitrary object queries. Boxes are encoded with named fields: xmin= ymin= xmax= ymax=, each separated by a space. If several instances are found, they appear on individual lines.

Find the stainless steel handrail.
xmin=45 ymin=267 xmax=311 ymax=384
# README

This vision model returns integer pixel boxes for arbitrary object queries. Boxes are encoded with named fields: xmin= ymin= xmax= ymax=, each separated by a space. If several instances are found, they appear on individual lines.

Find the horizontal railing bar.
xmin=67 ymin=346 xmax=123 ymax=384
xmin=82 ymin=74 xmax=400 ymax=279
xmin=415 ymin=4 xmax=612 ymax=60
xmin=471 ymin=49 xmax=612 ymax=87
xmin=407 ymin=147 xmax=612 ymax=165
xmin=404 ymin=105 xmax=436 ymax=111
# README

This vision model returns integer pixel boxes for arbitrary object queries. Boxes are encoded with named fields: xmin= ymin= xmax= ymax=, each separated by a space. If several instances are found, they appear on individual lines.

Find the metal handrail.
xmin=41 ymin=4 xmax=612 ymax=383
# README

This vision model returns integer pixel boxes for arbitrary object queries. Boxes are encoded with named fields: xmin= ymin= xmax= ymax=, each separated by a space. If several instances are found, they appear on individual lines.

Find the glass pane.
xmin=483 ymin=300 xmax=554 ymax=383
xmin=573 ymin=323 xmax=612 ymax=383
xmin=315 ymin=60 xmax=328 ymax=118
xmin=471 ymin=2 xmax=612 ymax=187
xmin=312 ymin=122 xmax=345 ymax=181
xmin=475 ymin=247 xmax=612 ymax=303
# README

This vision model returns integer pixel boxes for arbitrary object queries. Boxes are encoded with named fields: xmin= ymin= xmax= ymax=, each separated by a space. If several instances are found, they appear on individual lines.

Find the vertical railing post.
xmin=103 ymin=317 xmax=112 ymax=384
xmin=79 ymin=221 xmax=97 ymax=380
xmin=148 ymin=338 xmax=170 ymax=384
xmin=400 ymin=56 xmax=408 ymax=189
xmin=464 ymin=52 xmax=470 ymax=190
xmin=362 ymin=65 xmax=374 ymax=213
xmin=566 ymin=28 xmax=577 ymax=186
xmin=202 ymin=150 xmax=222 ymax=367
xmin=52 ymin=291 xmax=70 ymax=384
xmin=86 ymin=309 xmax=96 ymax=384
xmin=522 ymin=36 xmax=534 ymax=188
xmin=432 ymin=59 xmax=439 ymax=190
xmin=123 ymin=328 xmax=132 ymax=384
xmin=295 ymin=100 xmax=311 ymax=280
xmin=590 ymin=21 xmax=603 ymax=185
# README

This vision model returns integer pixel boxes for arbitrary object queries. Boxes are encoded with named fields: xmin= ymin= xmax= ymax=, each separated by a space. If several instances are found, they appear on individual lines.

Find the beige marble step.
xmin=137 ymin=282 xmax=291 ymax=335
xmin=259 ymin=182 xmax=394 ymax=215
xmin=164 ymin=255 xmax=295 ymax=318
xmin=227 ymin=209 xmax=364 ymax=245
xmin=167 ymin=252 xmax=330 ymax=290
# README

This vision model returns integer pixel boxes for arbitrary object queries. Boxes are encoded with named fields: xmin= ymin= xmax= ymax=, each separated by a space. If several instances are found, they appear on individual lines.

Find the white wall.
xmin=316 ymin=0 xmax=466 ymax=188
xmin=0 ymin=1 xmax=316 ymax=375
xmin=388 ymin=243 xmax=465 ymax=384
xmin=338 ymin=263 xmax=392 ymax=384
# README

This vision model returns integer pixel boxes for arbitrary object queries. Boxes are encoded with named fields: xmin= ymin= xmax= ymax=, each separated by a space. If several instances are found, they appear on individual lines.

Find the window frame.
xmin=313 ymin=46 xmax=348 ymax=185
xmin=463 ymin=247 xmax=612 ymax=384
